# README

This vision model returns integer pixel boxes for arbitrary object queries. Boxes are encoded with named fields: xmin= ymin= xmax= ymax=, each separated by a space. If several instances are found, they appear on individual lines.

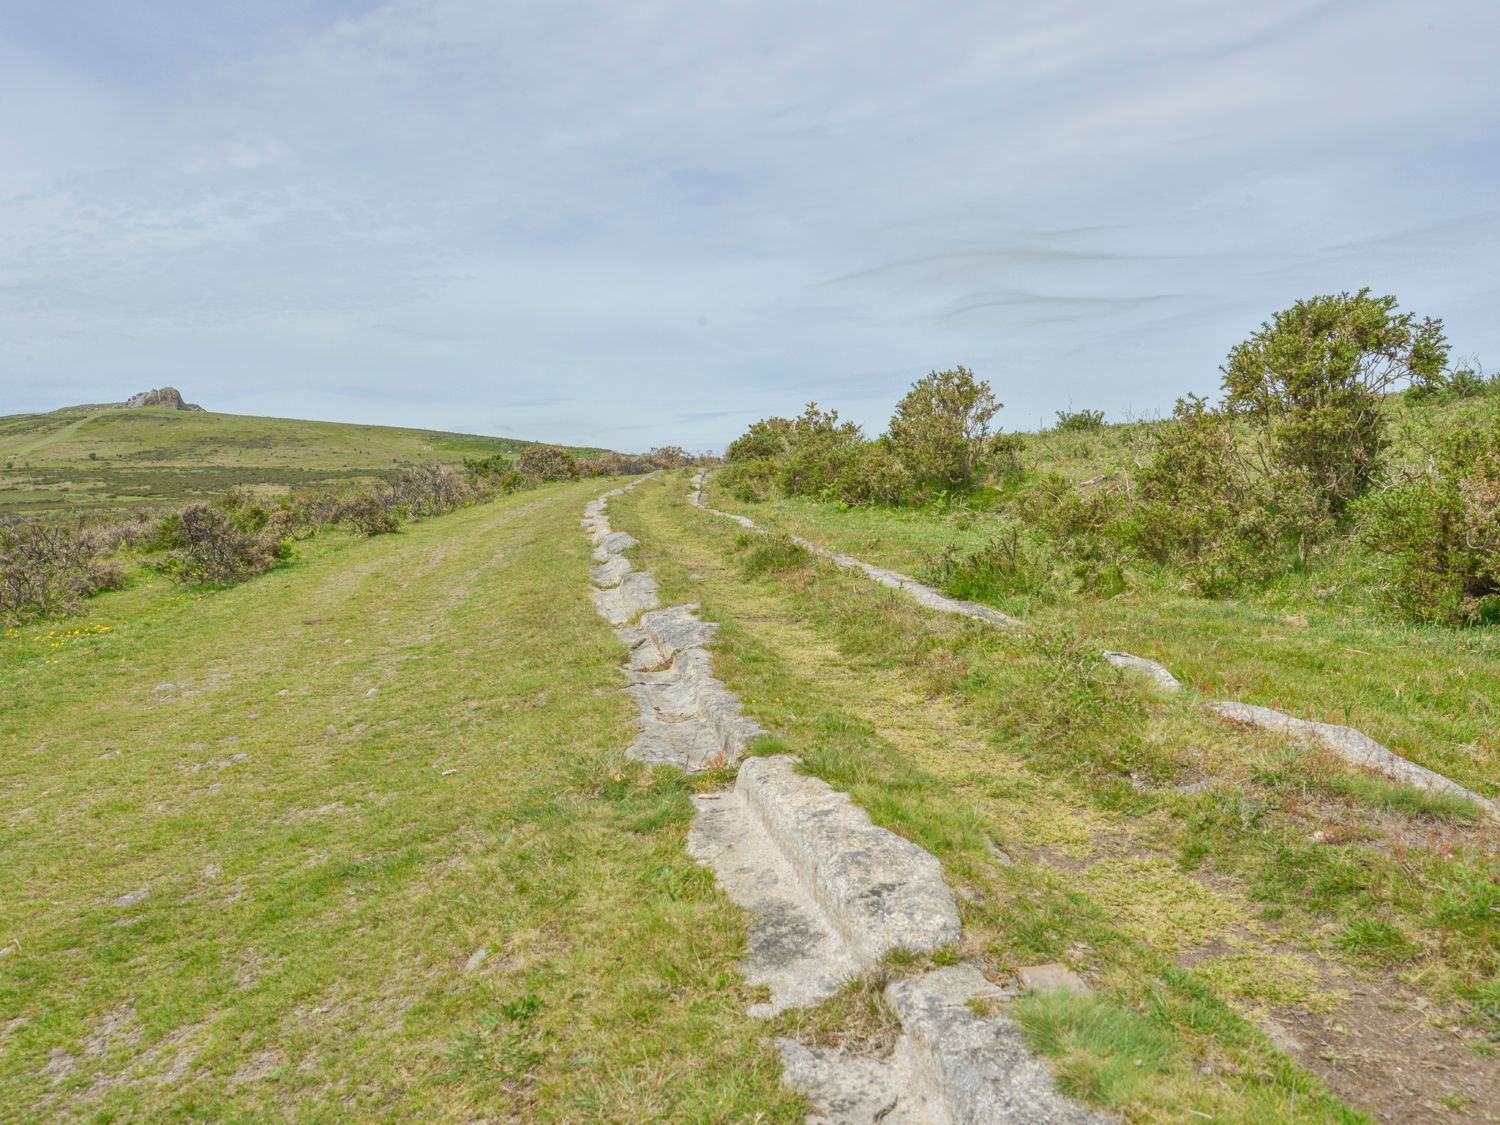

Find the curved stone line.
xmin=1209 ymin=700 xmax=1499 ymax=820
xmin=585 ymin=479 xmax=761 ymax=771
xmin=688 ymin=472 xmax=1023 ymax=631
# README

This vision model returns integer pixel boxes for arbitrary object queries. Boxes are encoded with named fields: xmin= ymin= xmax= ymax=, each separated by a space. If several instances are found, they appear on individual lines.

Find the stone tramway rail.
xmin=585 ymin=474 xmax=1106 ymax=1123
xmin=689 ymin=471 xmax=1500 ymax=823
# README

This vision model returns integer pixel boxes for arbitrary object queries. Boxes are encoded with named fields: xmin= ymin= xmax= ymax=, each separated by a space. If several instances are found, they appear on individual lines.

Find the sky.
xmin=1 ymin=0 xmax=1498 ymax=451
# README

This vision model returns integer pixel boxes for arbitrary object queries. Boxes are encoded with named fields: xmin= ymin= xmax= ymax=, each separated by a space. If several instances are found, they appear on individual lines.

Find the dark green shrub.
xmin=888 ymin=366 xmax=1001 ymax=492
xmin=1053 ymin=408 xmax=1105 ymax=432
xmin=717 ymin=457 xmax=778 ymax=502
xmin=830 ymin=442 xmax=911 ymax=506
xmin=1222 ymin=289 xmax=1448 ymax=512
xmin=725 ymin=417 xmax=794 ymax=463
xmin=464 ymin=452 xmax=514 ymax=479
xmin=496 ymin=468 xmax=529 ymax=494
xmin=1356 ymin=428 xmax=1500 ymax=624
xmin=1115 ymin=396 xmax=1320 ymax=595
xmin=773 ymin=404 xmax=867 ymax=500
xmin=988 ymin=432 xmax=1027 ymax=480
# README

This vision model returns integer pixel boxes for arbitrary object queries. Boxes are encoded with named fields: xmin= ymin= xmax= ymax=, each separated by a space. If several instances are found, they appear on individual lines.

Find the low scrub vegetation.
xmin=0 ymin=521 xmax=125 ymax=623
xmin=718 ymin=289 xmax=1499 ymax=626
xmin=2 ymin=444 xmax=681 ymax=625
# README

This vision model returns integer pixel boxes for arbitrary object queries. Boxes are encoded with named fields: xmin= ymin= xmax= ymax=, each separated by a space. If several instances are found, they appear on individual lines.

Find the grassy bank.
xmin=614 ymin=472 xmax=1498 ymax=1123
xmin=702 ymin=487 xmax=1499 ymax=802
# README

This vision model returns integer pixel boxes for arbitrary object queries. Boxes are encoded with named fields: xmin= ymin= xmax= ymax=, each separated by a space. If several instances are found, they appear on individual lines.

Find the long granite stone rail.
xmin=585 ymin=476 xmax=762 ymax=771
xmin=688 ymin=472 xmax=1023 ymax=630
xmin=1209 ymin=700 xmax=1500 ymax=820
xmin=690 ymin=471 xmax=1499 ymax=823
xmin=587 ymin=474 xmax=1108 ymax=1122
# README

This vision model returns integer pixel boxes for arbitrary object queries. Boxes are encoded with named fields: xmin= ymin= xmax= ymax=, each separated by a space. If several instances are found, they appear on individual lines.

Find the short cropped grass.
xmin=0 ymin=479 xmax=799 ymax=1120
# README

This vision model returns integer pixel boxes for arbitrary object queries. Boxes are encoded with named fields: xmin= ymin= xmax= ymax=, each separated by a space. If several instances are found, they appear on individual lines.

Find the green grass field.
xmin=0 ymin=406 xmax=606 ymax=515
xmin=0 ymin=482 xmax=798 ymax=1120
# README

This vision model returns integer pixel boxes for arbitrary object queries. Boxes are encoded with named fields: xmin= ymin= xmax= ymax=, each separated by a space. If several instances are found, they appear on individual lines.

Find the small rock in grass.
xmin=1017 ymin=963 xmax=1091 ymax=995
xmin=154 ymin=683 xmax=177 ymax=693
xmin=463 ymin=947 xmax=489 ymax=973
xmin=365 ymin=688 xmax=378 ymax=699
xmin=111 ymin=888 xmax=149 ymax=908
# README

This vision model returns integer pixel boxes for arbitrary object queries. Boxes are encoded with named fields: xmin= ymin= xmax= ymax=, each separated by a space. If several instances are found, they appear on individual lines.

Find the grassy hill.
xmin=0 ymin=405 xmax=607 ymax=515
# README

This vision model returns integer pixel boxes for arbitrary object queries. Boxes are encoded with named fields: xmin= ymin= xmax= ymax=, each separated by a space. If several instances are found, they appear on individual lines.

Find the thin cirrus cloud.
xmin=0 ymin=0 xmax=1497 ymax=451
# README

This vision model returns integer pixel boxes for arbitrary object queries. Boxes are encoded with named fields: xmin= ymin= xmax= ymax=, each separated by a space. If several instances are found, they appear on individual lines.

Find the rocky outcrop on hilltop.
xmin=120 ymin=387 xmax=205 ymax=411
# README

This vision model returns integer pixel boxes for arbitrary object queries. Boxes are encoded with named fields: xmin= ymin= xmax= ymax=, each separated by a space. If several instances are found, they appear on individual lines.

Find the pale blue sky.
xmin=2 ymin=1 xmax=1497 ymax=450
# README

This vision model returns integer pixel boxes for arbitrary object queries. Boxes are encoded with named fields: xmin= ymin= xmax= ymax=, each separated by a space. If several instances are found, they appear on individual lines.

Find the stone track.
xmin=586 ymin=475 xmax=1107 ymax=1123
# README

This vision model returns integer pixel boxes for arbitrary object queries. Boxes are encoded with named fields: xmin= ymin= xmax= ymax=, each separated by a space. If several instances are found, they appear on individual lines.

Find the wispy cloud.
xmin=1 ymin=0 xmax=1497 ymax=449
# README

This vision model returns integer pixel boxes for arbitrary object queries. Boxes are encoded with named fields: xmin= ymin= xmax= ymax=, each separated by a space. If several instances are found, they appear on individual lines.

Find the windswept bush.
xmin=154 ymin=503 xmax=288 ymax=585
xmin=0 ymin=522 xmax=125 ymax=624
xmin=516 ymin=444 xmax=578 ymax=482
xmin=388 ymin=463 xmax=473 ymax=517
xmin=337 ymin=493 xmax=403 ymax=536
xmin=1222 ymin=289 xmax=1448 ymax=512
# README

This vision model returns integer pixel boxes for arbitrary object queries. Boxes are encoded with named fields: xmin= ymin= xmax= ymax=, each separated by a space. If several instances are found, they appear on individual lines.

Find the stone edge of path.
xmin=596 ymin=475 xmax=1109 ymax=1122
xmin=688 ymin=471 xmax=1024 ymax=631
xmin=690 ymin=470 xmax=1497 ymax=823
xmin=1208 ymin=700 xmax=1500 ymax=820
xmin=585 ymin=475 xmax=761 ymax=772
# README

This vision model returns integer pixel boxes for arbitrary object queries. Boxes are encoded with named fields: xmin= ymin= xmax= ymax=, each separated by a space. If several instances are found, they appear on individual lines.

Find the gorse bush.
xmin=1222 ymin=289 xmax=1448 ymax=513
xmin=1054 ymin=408 xmax=1106 ymax=432
xmin=0 ymin=522 xmax=125 ymax=624
xmin=888 ymin=365 xmax=1002 ymax=492
xmin=515 ymin=444 xmax=578 ymax=482
xmin=1116 ymin=396 xmax=1322 ymax=595
xmin=720 ymin=372 xmax=1009 ymax=507
xmin=1357 ymin=423 xmax=1500 ymax=624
